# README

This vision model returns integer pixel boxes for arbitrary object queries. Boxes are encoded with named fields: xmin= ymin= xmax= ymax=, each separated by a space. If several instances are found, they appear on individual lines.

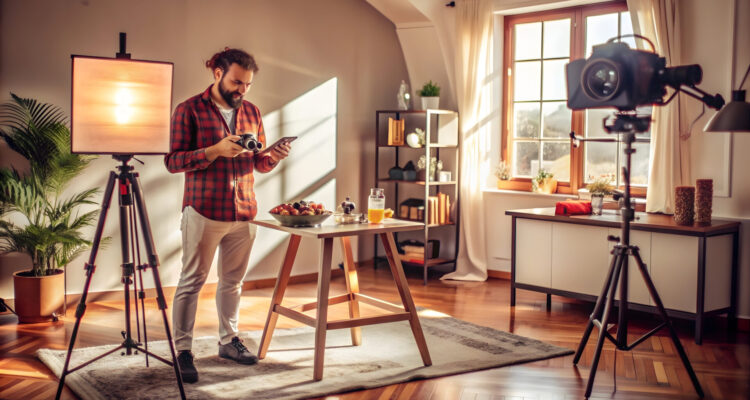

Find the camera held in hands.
xmin=238 ymin=133 xmax=263 ymax=152
xmin=566 ymin=40 xmax=714 ymax=111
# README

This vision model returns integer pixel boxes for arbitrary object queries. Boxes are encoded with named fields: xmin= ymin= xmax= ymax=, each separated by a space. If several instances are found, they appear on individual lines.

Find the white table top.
xmin=249 ymin=218 xmax=424 ymax=239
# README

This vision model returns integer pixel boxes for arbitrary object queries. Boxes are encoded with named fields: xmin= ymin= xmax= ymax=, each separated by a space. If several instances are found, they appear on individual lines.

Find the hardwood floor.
xmin=1 ymin=264 xmax=748 ymax=399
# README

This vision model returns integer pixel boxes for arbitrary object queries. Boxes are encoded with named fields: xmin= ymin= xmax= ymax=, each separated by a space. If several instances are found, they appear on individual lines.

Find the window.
xmin=501 ymin=1 xmax=650 ymax=195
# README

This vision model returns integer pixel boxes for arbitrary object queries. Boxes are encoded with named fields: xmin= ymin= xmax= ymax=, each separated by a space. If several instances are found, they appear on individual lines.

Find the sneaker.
xmin=177 ymin=350 xmax=198 ymax=383
xmin=218 ymin=337 xmax=259 ymax=365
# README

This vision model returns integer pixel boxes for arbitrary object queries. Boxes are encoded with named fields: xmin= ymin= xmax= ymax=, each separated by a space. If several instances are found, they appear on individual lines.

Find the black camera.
xmin=566 ymin=41 xmax=703 ymax=111
xmin=238 ymin=133 xmax=263 ymax=152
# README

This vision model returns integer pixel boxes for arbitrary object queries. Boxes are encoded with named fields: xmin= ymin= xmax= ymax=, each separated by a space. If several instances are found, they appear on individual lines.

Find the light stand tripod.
xmin=570 ymin=113 xmax=704 ymax=399
xmin=55 ymin=155 xmax=186 ymax=400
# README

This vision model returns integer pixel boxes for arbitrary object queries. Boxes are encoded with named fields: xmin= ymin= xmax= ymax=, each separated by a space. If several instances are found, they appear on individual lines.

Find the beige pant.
xmin=172 ymin=206 xmax=257 ymax=351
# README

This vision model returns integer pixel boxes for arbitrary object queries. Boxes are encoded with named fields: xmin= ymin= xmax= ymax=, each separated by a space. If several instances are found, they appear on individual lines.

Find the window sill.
xmin=481 ymin=187 xmax=573 ymax=200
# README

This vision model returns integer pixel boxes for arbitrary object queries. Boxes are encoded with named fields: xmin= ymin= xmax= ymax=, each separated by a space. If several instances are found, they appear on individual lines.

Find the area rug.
xmin=38 ymin=309 xmax=572 ymax=400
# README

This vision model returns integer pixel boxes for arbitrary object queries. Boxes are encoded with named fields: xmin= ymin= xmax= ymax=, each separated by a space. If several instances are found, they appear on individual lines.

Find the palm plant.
xmin=0 ymin=93 xmax=99 ymax=276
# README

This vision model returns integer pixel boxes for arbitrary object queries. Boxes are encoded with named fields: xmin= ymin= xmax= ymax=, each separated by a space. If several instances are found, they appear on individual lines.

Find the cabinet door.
xmin=551 ymin=223 xmax=610 ymax=296
xmin=515 ymin=219 xmax=551 ymax=287
xmin=608 ymin=228 xmax=651 ymax=306
xmin=705 ymin=234 xmax=733 ymax=312
xmin=650 ymin=233 xmax=698 ymax=312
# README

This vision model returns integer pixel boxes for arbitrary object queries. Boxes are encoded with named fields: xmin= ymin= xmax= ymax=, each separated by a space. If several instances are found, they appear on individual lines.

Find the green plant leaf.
xmin=0 ymin=93 xmax=101 ymax=276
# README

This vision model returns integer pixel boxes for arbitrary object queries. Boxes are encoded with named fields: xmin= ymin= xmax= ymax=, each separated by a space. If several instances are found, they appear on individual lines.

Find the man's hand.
xmin=206 ymin=135 xmax=244 ymax=162
xmin=269 ymin=142 xmax=291 ymax=163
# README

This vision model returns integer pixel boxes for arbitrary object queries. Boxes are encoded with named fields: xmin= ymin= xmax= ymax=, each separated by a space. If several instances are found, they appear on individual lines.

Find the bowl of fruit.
xmin=269 ymin=201 xmax=332 ymax=227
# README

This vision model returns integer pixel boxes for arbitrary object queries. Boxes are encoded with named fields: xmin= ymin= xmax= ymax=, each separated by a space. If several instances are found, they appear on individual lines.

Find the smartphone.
xmin=258 ymin=136 xmax=297 ymax=156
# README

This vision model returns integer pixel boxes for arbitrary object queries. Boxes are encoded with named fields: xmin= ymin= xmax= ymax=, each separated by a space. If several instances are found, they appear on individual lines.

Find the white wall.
xmin=0 ymin=0 xmax=408 ymax=298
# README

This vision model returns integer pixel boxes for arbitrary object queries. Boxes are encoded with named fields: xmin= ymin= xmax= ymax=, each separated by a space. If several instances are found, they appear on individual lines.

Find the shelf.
xmin=393 ymin=217 xmax=455 ymax=228
xmin=377 ymin=109 xmax=457 ymax=115
xmin=377 ymin=178 xmax=457 ymax=186
xmin=400 ymin=257 xmax=456 ymax=267
xmin=376 ymin=143 xmax=458 ymax=149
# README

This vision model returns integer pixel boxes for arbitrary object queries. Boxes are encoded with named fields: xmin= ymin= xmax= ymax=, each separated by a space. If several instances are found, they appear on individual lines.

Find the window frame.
xmin=500 ymin=1 xmax=646 ymax=197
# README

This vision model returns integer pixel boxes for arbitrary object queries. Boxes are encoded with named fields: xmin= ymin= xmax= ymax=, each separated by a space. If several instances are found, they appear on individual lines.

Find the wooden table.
xmin=250 ymin=218 xmax=432 ymax=380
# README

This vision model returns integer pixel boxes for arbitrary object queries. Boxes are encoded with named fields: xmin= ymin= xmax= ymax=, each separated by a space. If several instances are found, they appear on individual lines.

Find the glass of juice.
xmin=368 ymin=188 xmax=385 ymax=223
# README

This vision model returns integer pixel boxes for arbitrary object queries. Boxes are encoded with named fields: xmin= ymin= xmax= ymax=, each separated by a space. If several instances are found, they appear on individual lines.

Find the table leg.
xmin=258 ymin=234 xmax=301 ymax=359
xmin=313 ymin=237 xmax=334 ymax=381
xmin=339 ymin=236 xmax=362 ymax=346
xmin=379 ymin=232 xmax=432 ymax=366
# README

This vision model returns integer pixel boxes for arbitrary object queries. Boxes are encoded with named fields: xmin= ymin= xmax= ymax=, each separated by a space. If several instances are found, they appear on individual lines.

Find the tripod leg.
xmin=574 ymin=249 xmax=621 ymax=364
xmin=631 ymin=250 xmax=704 ymax=397
xmin=584 ymin=254 xmax=624 ymax=399
xmin=129 ymin=173 xmax=186 ymax=400
xmin=55 ymin=171 xmax=117 ymax=400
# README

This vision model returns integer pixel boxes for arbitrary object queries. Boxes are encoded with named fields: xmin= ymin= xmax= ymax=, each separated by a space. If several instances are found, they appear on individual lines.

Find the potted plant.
xmin=418 ymin=80 xmax=440 ymax=110
xmin=532 ymin=169 xmax=557 ymax=194
xmin=586 ymin=175 xmax=614 ymax=215
xmin=494 ymin=160 xmax=511 ymax=188
xmin=0 ymin=94 xmax=100 ymax=323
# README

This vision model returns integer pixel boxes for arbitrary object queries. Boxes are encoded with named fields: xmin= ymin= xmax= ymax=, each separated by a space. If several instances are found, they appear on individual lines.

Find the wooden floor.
xmin=1 ymin=264 xmax=748 ymax=399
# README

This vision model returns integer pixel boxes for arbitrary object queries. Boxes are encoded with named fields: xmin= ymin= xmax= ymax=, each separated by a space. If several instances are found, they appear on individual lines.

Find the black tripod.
xmin=571 ymin=114 xmax=703 ymax=398
xmin=55 ymin=155 xmax=186 ymax=400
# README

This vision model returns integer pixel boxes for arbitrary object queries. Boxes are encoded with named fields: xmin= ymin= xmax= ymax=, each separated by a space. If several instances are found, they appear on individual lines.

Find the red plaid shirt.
xmin=164 ymin=86 xmax=277 ymax=221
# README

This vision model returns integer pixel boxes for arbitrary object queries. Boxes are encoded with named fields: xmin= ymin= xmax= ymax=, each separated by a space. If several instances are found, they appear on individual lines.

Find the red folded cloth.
xmin=555 ymin=200 xmax=592 ymax=216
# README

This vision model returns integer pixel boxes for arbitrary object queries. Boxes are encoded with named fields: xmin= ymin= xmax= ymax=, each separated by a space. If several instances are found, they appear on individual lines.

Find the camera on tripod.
xmin=238 ymin=133 xmax=263 ymax=152
xmin=566 ymin=40 xmax=722 ymax=111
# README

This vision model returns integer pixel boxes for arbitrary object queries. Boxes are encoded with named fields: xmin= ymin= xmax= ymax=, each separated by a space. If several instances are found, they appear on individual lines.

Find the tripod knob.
xmin=607 ymin=235 xmax=620 ymax=242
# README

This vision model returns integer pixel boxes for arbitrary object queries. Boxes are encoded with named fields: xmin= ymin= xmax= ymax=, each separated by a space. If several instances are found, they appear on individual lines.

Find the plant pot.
xmin=591 ymin=194 xmax=604 ymax=215
xmin=13 ymin=269 xmax=64 ymax=323
xmin=421 ymin=96 xmax=439 ymax=110
xmin=533 ymin=178 xmax=557 ymax=194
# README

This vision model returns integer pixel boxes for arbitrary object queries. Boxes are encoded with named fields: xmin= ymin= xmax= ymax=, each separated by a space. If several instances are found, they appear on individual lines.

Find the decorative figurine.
xmin=397 ymin=80 xmax=410 ymax=110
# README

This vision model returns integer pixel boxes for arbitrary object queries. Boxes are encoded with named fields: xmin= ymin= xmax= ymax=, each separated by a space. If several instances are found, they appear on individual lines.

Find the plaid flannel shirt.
xmin=164 ymin=86 xmax=277 ymax=221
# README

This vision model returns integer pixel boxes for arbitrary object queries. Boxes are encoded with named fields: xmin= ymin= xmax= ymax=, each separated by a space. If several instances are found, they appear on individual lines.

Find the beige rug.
xmin=38 ymin=309 xmax=572 ymax=400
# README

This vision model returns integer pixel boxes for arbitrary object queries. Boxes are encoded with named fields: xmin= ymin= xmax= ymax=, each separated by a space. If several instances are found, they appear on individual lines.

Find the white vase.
xmin=421 ymin=96 xmax=439 ymax=110
xmin=591 ymin=194 xmax=604 ymax=215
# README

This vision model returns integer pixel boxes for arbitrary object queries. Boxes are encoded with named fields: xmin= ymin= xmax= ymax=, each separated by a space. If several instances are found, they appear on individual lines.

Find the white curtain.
xmin=441 ymin=0 xmax=493 ymax=281
xmin=627 ymin=0 xmax=689 ymax=214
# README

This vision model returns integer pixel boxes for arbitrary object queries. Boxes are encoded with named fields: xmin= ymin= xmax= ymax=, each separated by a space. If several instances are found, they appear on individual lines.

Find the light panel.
xmin=71 ymin=56 xmax=173 ymax=154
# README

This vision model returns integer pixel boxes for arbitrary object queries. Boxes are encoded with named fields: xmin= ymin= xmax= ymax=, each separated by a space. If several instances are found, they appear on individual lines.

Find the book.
xmin=387 ymin=117 xmax=404 ymax=146
xmin=438 ymin=192 xmax=446 ymax=224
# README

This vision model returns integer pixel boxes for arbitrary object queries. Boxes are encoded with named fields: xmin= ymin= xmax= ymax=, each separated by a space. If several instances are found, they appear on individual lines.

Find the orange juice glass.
xmin=368 ymin=188 xmax=385 ymax=224
xmin=368 ymin=208 xmax=385 ymax=223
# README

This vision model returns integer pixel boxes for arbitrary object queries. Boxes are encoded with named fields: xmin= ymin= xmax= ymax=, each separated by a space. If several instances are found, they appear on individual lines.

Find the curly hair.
xmin=205 ymin=47 xmax=259 ymax=74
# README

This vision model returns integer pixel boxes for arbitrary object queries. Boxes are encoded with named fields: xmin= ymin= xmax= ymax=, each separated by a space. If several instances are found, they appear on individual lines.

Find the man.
xmin=165 ymin=48 xmax=290 ymax=383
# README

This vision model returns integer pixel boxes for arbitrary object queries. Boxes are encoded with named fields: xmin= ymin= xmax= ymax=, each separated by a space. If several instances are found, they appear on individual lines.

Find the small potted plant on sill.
xmin=494 ymin=160 xmax=511 ymax=188
xmin=532 ymin=169 xmax=557 ymax=194
xmin=0 ymin=94 xmax=101 ymax=323
xmin=418 ymin=80 xmax=440 ymax=110
xmin=586 ymin=175 xmax=614 ymax=215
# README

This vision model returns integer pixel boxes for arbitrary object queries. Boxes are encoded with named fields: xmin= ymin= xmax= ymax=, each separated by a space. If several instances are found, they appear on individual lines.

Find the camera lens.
xmin=582 ymin=59 xmax=621 ymax=101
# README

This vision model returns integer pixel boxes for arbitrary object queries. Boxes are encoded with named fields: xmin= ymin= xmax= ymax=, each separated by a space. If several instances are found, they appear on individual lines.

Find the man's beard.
xmin=218 ymin=79 xmax=243 ymax=109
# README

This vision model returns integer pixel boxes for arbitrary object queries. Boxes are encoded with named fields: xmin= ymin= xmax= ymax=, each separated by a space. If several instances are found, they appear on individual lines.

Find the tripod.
xmin=55 ymin=155 xmax=186 ymax=400
xmin=571 ymin=114 xmax=703 ymax=398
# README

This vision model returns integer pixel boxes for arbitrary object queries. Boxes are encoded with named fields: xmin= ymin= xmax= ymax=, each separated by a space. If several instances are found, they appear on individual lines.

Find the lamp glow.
xmin=114 ymin=87 xmax=135 ymax=124
xmin=71 ymin=56 xmax=173 ymax=154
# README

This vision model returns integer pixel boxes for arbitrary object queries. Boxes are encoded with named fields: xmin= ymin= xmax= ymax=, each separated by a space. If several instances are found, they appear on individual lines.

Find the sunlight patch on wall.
xmin=254 ymin=77 xmax=337 ymax=203
xmin=248 ymin=78 xmax=338 ymax=268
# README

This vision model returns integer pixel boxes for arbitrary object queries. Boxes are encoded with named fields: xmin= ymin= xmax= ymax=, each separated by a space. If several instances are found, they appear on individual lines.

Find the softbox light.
xmin=71 ymin=55 xmax=173 ymax=154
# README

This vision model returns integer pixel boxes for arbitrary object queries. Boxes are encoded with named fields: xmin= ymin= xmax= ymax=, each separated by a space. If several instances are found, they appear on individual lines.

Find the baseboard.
xmin=37 ymin=267 xmax=346 ymax=310
xmin=241 ymin=268 xmax=344 ymax=290
xmin=487 ymin=270 xmax=510 ymax=280
xmin=739 ymin=317 xmax=750 ymax=332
